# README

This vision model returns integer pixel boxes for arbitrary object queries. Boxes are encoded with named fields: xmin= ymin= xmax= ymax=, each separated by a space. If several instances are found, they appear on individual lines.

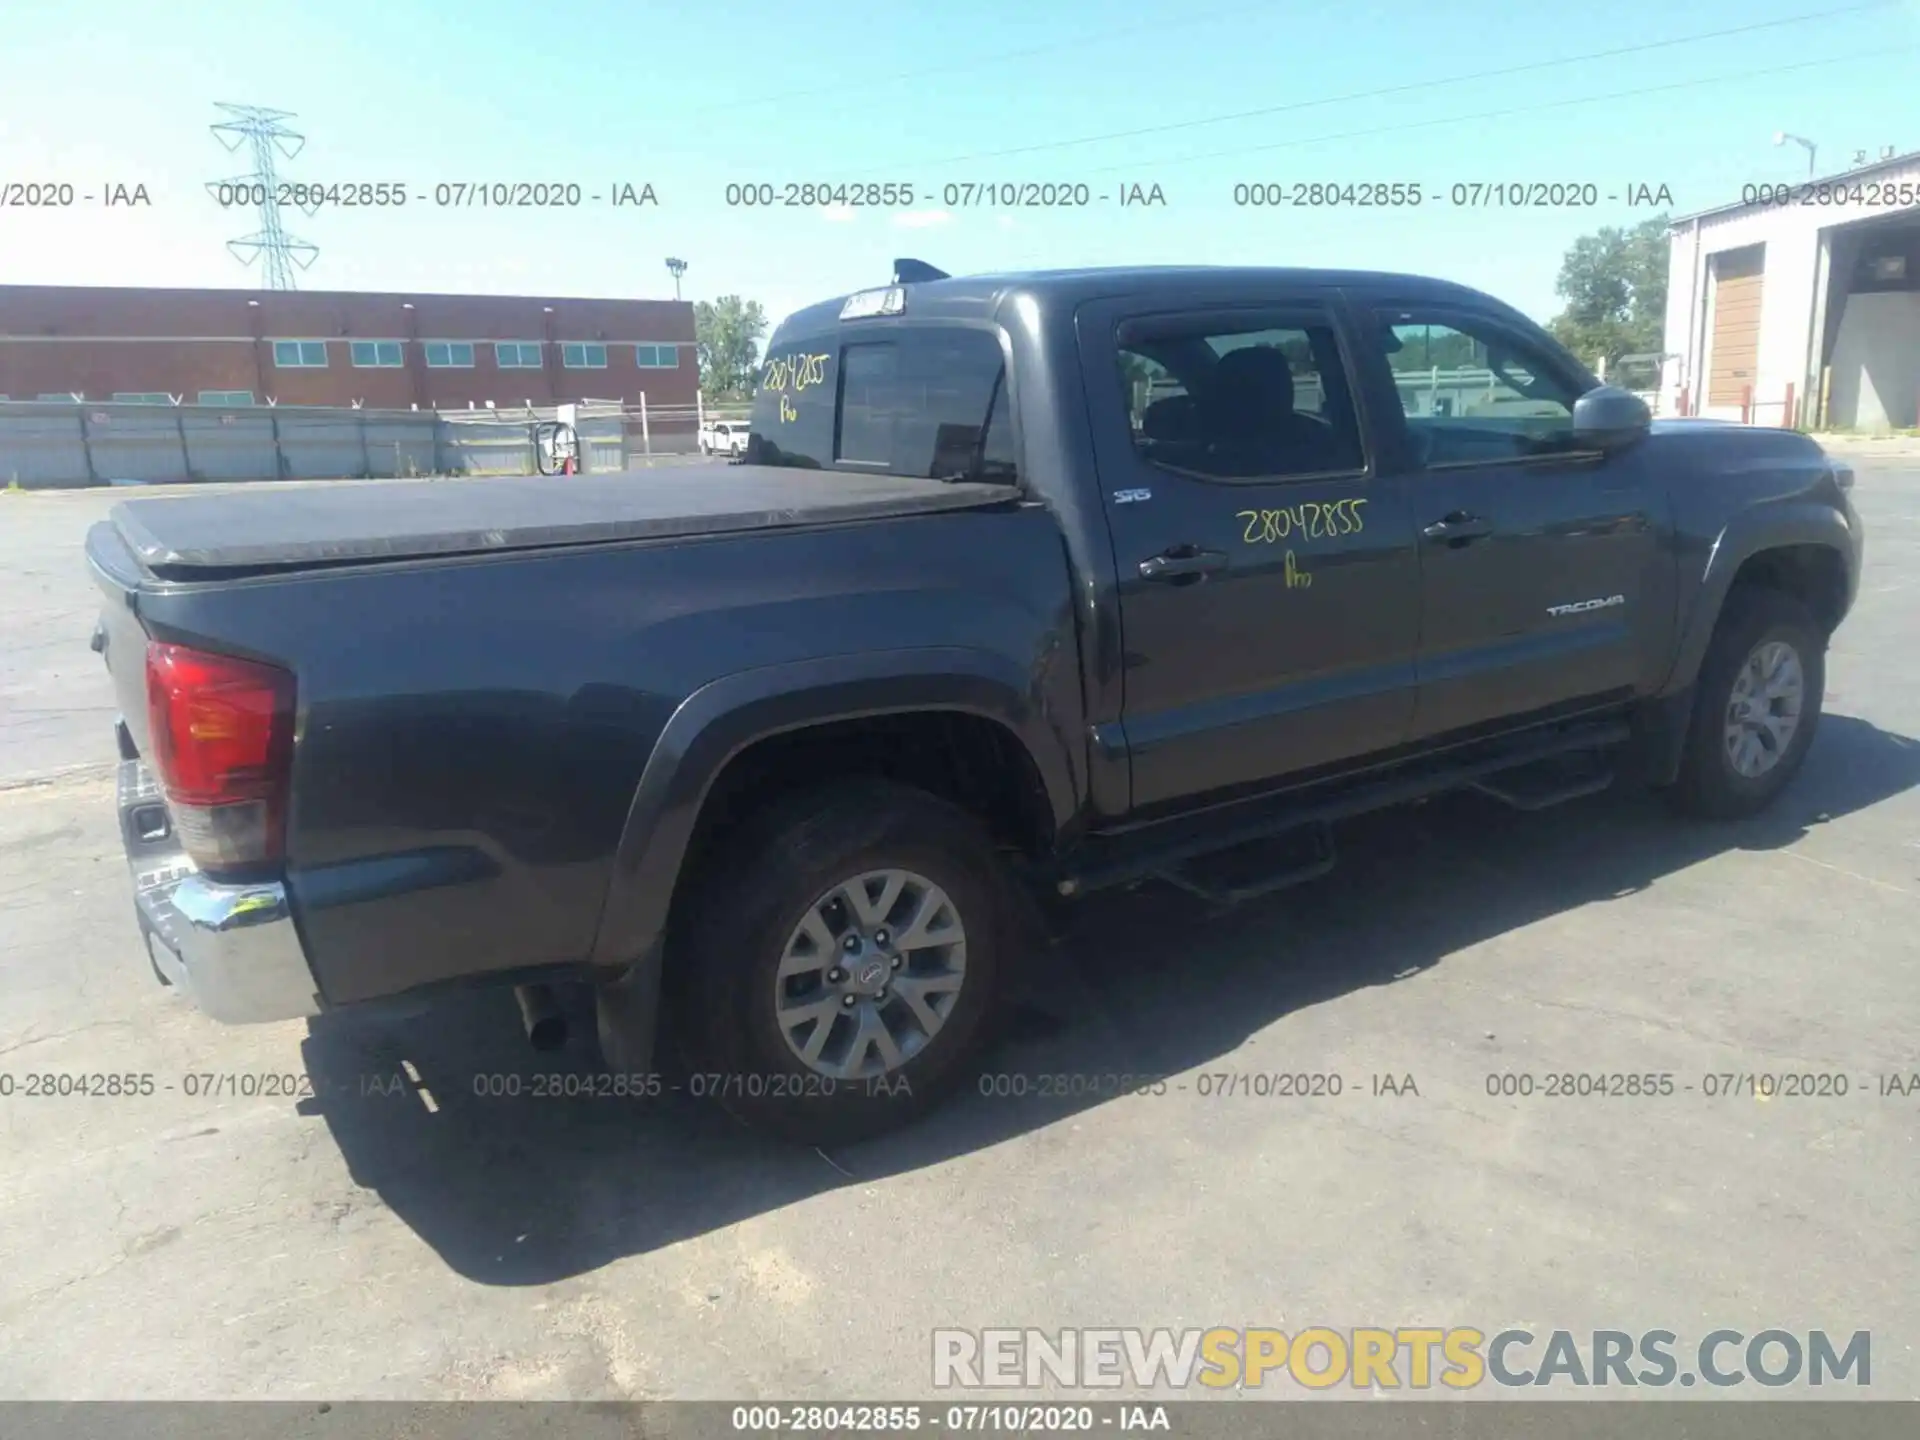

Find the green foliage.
xmin=695 ymin=295 xmax=770 ymax=401
xmin=1385 ymin=325 xmax=1482 ymax=373
xmin=1546 ymin=214 xmax=1671 ymax=376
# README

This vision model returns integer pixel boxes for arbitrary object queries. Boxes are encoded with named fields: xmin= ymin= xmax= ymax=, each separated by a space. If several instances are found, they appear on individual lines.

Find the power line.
xmin=687 ymin=0 xmax=1280 ymax=117
xmin=864 ymin=0 xmax=1897 ymax=174
xmin=208 ymin=102 xmax=319 ymax=291
xmin=1073 ymin=42 xmax=1917 ymax=177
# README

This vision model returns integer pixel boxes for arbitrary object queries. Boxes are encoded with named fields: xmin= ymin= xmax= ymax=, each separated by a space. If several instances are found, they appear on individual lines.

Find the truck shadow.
xmin=298 ymin=711 xmax=1920 ymax=1285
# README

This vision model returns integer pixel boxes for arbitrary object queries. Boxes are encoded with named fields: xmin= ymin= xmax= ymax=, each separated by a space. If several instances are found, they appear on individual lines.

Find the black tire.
xmin=672 ymin=781 xmax=1011 ymax=1145
xmin=1670 ymin=587 xmax=1825 ymax=819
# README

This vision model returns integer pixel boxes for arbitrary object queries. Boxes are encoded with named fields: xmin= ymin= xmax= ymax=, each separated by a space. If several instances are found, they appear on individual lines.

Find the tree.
xmin=1385 ymin=325 xmax=1481 ymax=373
xmin=1547 ymin=213 xmax=1671 ymax=379
xmin=695 ymin=295 xmax=769 ymax=400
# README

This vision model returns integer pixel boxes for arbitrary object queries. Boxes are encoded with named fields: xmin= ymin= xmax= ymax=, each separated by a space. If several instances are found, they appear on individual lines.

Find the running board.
xmin=1153 ymin=823 xmax=1337 ymax=908
xmin=1056 ymin=716 xmax=1631 ymax=899
xmin=1470 ymin=761 xmax=1616 ymax=811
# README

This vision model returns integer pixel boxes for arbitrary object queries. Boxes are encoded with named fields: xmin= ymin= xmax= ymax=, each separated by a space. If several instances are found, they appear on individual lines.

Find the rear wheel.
xmin=1670 ymin=588 xmax=1825 ymax=819
xmin=673 ymin=781 xmax=1009 ymax=1144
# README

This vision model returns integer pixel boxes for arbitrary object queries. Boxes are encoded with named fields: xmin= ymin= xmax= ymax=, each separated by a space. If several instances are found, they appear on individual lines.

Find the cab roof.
xmin=773 ymin=264 xmax=1500 ymax=338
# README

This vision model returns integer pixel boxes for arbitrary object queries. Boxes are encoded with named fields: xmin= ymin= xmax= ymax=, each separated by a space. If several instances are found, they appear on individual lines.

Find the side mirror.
xmin=1572 ymin=384 xmax=1652 ymax=451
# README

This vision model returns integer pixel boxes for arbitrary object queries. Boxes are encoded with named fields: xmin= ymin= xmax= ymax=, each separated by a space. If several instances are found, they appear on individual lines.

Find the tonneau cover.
xmin=111 ymin=467 xmax=1012 ymax=577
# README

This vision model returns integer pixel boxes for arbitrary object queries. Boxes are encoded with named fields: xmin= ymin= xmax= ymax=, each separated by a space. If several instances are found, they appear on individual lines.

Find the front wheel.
xmin=1670 ymin=588 xmax=1825 ymax=819
xmin=673 ymin=781 xmax=1010 ymax=1144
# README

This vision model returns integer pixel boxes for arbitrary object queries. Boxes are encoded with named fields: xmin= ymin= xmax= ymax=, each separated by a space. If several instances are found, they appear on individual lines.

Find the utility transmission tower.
xmin=209 ymin=103 xmax=319 ymax=290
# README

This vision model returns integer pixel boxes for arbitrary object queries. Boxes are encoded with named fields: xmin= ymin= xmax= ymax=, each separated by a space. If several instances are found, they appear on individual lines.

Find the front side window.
xmin=636 ymin=343 xmax=679 ymax=368
xmin=562 ymin=342 xmax=607 ymax=369
xmin=746 ymin=326 xmax=1015 ymax=484
xmin=350 ymin=340 xmax=404 ymax=368
xmin=1370 ymin=312 xmax=1584 ymax=464
xmin=198 ymin=390 xmax=254 ymax=405
xmin=1115 ymin=317 xmax=1363 ymax=481
xmin=496 ymin=341 xmax=543 ymax=369
xmin=272 ymin=340 xmax=328 ymax=368
xmin=112 ymin=392 xmax=171 ymax=404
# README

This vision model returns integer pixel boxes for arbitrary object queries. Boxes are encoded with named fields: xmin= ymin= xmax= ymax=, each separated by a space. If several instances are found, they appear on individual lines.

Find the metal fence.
xmin=0 ymin=398 xmax=711 ymax=488
xmin=4 ymin=378 xmax=1673 ymax=491
xmin=1141 ymin=367 xmax=1667 ymax=421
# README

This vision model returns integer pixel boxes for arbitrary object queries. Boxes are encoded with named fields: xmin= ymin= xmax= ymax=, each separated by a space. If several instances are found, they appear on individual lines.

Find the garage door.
xmin=1708 ymin=245 xmax=1765 ymax=407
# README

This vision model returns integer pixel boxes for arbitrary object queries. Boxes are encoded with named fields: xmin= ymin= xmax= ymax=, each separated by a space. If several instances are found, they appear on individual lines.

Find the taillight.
xmin=144 ymin=641 xmax=295 ymax=872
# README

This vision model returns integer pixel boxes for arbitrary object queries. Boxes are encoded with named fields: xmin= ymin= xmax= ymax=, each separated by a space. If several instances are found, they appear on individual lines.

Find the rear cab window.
xmin=746 ymin=324 xmax=1017 ymax=484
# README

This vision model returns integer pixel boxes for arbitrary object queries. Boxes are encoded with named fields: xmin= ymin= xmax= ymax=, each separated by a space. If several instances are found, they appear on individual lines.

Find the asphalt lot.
xmin=1 ymin=457 xmax=1917 ymax=1401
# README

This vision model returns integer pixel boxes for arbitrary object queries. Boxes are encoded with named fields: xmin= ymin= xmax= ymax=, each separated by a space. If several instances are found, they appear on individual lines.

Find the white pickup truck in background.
xmin=698 ymin=419 xmax=751 ymax=456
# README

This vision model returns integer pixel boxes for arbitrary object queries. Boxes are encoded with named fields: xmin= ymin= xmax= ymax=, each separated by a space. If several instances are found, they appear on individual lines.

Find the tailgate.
xmin=85 ymin=520 xmax=157 ymax=759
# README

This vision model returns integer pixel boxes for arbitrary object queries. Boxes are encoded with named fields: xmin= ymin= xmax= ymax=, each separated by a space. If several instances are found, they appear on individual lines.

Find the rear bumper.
xmin=120 ymin=757 xmax=322 ymax=1024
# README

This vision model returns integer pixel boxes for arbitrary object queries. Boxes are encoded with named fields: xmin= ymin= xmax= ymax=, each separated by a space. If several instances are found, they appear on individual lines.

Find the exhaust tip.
xmin=514 ymin=983 xmax=568 ymax=1052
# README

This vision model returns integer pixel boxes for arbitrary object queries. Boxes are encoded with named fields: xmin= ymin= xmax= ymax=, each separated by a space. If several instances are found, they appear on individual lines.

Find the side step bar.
xmin=1057 ymin=716 xmax=1631 ymax=900
xmin=1471 ymin=762 xmax=1615 ymax=812
xmin=1154 ymin=823 xmax=1337 ymax=908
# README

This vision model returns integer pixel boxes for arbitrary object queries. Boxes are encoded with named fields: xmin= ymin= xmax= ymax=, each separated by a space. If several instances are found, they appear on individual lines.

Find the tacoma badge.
xmin=1547 ymin=595 xmax=1626 ymax=617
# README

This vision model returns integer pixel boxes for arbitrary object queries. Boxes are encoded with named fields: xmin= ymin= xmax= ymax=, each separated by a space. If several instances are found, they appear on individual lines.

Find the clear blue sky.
xmin=2 ymin=0 xmax=1915 ymax=333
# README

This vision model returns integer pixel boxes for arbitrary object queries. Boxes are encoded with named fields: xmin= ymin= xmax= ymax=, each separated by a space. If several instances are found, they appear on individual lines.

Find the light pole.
xmin=665 ymin=257 xmax=688 ymax=301
xmin=401 ymin=300 xmax=421 ymax=409
xmin=245 ymin=297 xmax=265 ymax=399
xmin=1773 ymin=131 xmax=1817 ymax=177
xmin=541 ymin=304 xmax=556 ymax=405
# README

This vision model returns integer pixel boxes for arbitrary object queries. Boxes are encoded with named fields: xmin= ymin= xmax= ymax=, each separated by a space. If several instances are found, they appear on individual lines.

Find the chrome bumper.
xmin=120 ymin=757 xmax=321 ymax=1024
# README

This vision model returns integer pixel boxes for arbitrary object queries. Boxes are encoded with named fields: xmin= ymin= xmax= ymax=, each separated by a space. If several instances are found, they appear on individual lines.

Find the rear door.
xmin=1076 ymin=289 xmax=1422 ymax=816
xmin=1346 ymin=300 xmax=1671 ymax=740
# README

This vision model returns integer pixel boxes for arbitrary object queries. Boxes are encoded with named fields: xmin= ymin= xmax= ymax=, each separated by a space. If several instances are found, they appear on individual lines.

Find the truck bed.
xmin=109 ymin=466 xmax=1014 ymax=579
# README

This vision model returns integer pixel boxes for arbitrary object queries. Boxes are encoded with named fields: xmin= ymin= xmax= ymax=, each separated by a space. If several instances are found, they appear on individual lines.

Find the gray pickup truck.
xmin=87 ymin=260 xmax=1862 ymax=1142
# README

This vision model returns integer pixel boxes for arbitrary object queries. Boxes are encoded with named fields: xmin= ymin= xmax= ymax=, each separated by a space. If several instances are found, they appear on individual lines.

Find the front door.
xmin=1077 ymin=292 xmax=1423 ymax=817
xmin=1349 ymin=303 xmax=1672 ymax=740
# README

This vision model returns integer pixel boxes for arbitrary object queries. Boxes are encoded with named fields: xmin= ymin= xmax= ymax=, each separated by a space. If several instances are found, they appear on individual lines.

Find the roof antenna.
xmin=892 ymin=258 xmax=949 ymax=284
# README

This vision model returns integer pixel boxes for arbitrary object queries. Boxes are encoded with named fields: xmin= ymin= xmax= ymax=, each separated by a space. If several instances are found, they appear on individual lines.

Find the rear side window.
xmin=747 ymin=327 xmax=1016 ymax=483
xmin=1116 ymin=317 xmax=1364 ymax=481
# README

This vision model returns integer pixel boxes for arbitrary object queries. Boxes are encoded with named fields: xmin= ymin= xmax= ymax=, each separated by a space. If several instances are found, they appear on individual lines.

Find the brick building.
xmin=0 ymin=285 xmax=698 ymax=410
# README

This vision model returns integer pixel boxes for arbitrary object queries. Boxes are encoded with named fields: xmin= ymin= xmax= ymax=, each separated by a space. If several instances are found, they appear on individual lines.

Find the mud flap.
xmin=593 ymin=949 xmax=664 ymax=1075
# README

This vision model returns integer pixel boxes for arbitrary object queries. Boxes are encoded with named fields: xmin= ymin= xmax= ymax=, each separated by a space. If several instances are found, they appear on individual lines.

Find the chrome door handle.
xmin=1139 ymin=547 xmax=1228 ymax=581
xmin=1421 ymin=513 xmax=1493 ymax=544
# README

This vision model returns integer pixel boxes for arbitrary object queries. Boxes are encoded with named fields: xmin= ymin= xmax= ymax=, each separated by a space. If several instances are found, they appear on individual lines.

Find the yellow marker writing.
xmin=1236 ymin=498 xmax=1368 ymax=546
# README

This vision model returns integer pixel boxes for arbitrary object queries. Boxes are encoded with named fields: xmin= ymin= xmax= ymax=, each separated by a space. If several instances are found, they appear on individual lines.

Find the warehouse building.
xmin=1659 ymin=148 xmax=1920 ymax=431
xmin=0 ymin=285 xmax=698 ymax=411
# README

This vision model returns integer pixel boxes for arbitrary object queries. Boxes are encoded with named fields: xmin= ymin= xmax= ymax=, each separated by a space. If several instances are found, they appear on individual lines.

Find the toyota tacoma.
xmin=86 ymin=260 xmax=1863 ymax=1142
